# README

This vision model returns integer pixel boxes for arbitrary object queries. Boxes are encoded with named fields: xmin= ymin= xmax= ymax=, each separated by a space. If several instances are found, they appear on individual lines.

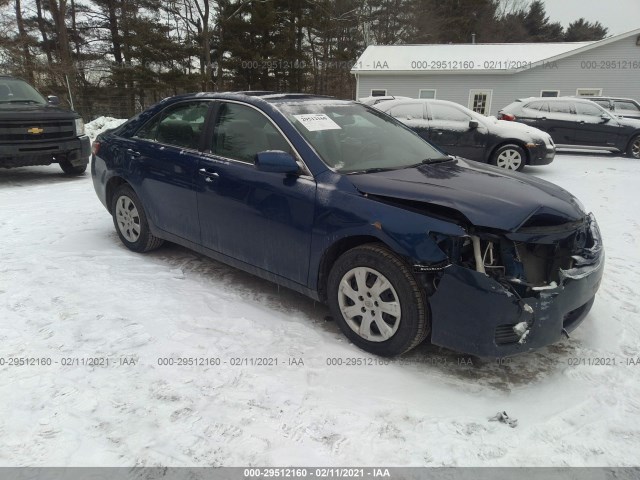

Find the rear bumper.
xmin=427 ymin=216 xmax=604 ymax=357
xmin=0 ymin=136 xmax=90 ymax=168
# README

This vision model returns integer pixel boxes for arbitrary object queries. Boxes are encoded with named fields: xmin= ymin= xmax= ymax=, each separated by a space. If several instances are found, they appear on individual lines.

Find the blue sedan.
xmin=91 ymin=92 xmax=604 ymax=357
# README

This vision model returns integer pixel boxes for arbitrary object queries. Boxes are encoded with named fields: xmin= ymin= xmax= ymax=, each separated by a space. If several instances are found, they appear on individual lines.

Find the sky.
xmin=542 ymin=0 xmax=640 ymax=35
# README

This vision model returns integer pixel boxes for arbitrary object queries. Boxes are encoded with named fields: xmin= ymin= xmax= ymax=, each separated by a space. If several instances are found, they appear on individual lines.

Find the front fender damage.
xmin=423 ymin=213 xmax=604 ymax=357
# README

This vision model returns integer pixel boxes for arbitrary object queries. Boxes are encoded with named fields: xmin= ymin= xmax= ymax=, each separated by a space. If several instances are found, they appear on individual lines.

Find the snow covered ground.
xmin=1 ymin=137 xmax=639 ymax=466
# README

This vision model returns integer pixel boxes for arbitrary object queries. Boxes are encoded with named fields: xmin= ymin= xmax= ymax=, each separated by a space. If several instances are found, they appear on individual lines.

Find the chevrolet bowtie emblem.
xmin=27 ymin=127 xmax=44 ymax=134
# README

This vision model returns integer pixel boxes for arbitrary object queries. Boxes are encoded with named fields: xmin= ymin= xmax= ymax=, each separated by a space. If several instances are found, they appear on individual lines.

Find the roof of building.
xmin=351 ymin=27 xmax=640 ymax=75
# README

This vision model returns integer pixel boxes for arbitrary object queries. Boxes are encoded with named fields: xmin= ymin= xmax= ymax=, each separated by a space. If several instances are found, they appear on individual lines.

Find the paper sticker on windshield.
xmin=293 ymin=114 xmax=341 ymax=131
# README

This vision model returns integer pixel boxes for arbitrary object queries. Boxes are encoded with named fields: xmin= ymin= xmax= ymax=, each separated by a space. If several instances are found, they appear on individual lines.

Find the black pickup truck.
xmin=0 ymin=75 xmax=90 ymax=174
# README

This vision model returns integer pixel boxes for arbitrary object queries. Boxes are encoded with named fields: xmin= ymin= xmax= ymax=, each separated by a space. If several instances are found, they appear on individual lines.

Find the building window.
xmin=371 ymin=89 xmax=387 ymax=97
xmin=576 ymin=88 xmax=603 ymax=97
xmin=419 ymin=89 xmax=436 ymax=99
xmin=468 ymin=89 xmax=492 ymax=115
xmin=541 ymin=90 xmax=559 ymax=97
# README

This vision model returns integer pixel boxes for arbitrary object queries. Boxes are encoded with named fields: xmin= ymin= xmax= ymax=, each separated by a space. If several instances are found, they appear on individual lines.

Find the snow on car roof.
xmin=352 ymin=42 xmax=593 ymax=73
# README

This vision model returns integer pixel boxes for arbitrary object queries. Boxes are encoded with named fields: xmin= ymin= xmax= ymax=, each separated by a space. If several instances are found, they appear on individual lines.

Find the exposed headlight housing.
xmin=75 ymin=118 xmax=85 ymax=136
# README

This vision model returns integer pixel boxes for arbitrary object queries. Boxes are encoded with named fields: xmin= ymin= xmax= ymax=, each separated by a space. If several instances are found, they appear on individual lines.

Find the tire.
xmin=59 ymin=160 xmax=87 ymax=175
xmin=627 ymin=134 xmax=640 ymax=159
xmin=111 ymin=184 xmax=164 ymax=253
xmin=327 ymin=244 xmax=430 ymax=356
xmin=490 ymin=144 xmax=526 ymax=172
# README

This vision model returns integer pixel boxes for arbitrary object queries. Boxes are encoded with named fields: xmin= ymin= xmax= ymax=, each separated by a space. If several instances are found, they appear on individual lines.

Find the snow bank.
xmin=1 ymin=153 xmax=639 ymax=466
xmin=85 ymin=116 xmax=127 ymax=143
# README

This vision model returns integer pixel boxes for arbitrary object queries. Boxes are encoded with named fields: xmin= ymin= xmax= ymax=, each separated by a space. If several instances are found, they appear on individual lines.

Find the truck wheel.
xmin=327 ymin=244 xmax=430 ymax=356
xmin=111 ymin=184 xmax=164 ymax=253
xmin=490 ymin=144 xmax=526 ymax=171
xmin=59 ymin=160 xmax=87 ymax=175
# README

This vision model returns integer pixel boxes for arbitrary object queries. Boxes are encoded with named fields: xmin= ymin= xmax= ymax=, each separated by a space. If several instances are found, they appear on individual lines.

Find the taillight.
xmin=92 ymin=141 xmax=100 ymax=155
xmin=499 ymin=113 xmax=516 ymax=121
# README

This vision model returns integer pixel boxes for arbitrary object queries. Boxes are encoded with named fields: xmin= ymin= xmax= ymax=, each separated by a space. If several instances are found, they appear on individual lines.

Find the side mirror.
xmin=255 ymin=150 xmax=299 ymax=174
xmin=600 ymin=113 xmax=611 ymax=123
xmin=469 ymin=119 xmax=479 ymax=129
xmin=47 ymin=95 xmax=60 ymax=105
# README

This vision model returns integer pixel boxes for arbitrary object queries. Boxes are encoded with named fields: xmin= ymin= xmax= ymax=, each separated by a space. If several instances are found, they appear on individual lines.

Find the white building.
xmin=352 ymin=28 xmax=640 ymax=115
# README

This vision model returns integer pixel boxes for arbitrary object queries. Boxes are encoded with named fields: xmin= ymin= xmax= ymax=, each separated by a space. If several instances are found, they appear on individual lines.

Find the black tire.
xmin=59 ymin=160 xmax=87 ymax=175
xmin=327 ymin=244 xmax=430 ymax=356
xmin=490 ymin=144 xmax=526 ymax=172
xmin=627 ymin=134 xmax=640 ymax=159
xmin=111 ymin=184 xmax=164 ymax=253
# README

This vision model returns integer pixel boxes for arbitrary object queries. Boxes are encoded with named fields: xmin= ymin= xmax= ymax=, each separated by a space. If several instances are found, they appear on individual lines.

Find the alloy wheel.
xmin=115 ymin=195 xmax=141 ymax=242
xmin=337 ymin=266 xmax=402 ymax=342
xmin=632 ymin=138 xmax=640 ymax=158
xmin=496 ymin=149 xmax=523 ymax=170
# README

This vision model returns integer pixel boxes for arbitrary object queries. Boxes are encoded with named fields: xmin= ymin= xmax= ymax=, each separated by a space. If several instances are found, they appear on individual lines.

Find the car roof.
xmin=588 ymin=96 xmax=637 ymax=102
xmin=515 ymin=96 xmax=601 ymax=104
xmin=164 ymin=91 xmax=348 ymax=107
xmin=374 ymin=98 xmax=467 ymax=110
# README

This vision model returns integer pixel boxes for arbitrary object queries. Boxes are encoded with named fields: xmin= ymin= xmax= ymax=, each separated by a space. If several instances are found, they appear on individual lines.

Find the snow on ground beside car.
xmin=85 ymin=117 xmax=128 ymax=143
xmin=0 ymin=152 xmax=639 ymax=466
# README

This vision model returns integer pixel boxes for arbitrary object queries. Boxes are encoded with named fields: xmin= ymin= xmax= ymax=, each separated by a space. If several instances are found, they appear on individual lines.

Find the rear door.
xmin=127 ymin=100 xmax=211 ymax=242
xmin=541 ymin=100 xmax=576 ymax=144
xmin=426 ymin=102 xmax=488 ymax=160
xmin=196 ymin=101 xmax=316 ymax=285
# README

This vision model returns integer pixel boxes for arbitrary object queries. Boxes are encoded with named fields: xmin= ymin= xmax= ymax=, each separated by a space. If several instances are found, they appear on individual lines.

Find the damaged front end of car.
xmin=420 ymin=212 xmax=604 ymax=357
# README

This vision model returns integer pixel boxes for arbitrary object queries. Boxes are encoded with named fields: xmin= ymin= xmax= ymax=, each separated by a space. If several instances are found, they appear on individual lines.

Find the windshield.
xmin=280 ymin=102 xmax=449 ymax=173
xmin=0 ymin=78 xmax=47 ymax=105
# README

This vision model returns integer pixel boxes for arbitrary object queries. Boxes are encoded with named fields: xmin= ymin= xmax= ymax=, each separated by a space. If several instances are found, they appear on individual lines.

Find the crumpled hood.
xmin=348 ymin=158 xmax=585 ymax=232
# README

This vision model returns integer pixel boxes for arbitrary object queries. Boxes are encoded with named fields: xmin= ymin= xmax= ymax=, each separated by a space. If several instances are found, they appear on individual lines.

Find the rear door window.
xmin=526 ymin=101 xmax=549 ymax=112
xmin=135 ymin=101 xmax=210 ymax=150
xmin=548 ymin=101 xmax=573 ymax=114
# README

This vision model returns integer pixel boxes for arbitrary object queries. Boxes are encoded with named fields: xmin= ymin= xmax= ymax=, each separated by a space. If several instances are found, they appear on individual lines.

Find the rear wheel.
xmin=111 ymin=184 xmax=164 ymax=253
xmin=490 ymin=144 xmax=526 ymax=171
xmin=327 ymin=244 xmax=430 ymax=356
xmin=627 ymin=135 xmax=640 ymax=159
xmin=59 ymin=160 xmax=87 ymax=175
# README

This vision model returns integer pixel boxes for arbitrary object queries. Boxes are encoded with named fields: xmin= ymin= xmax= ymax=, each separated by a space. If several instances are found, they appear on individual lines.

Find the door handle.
xmin=539 ymin=117 xmax=547 ymax=121
xmin=199 ymin=168 xmax=219 ymax=182
xmin=126 ymin=148 xmax=141 ymax=158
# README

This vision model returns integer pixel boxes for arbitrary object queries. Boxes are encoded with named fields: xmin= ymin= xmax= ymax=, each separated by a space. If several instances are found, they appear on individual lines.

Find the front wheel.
xmin=490 ymin=144 xmax=526 ymax=171
xmin=111 ymin=184 xmax=164 ymax=253
xmin=327 ymin=244 xmax=430 ymax=356
xmin=59 ymin=160 xmax=87 ymax=175
xmin=627 ymin=135 xmax=640 ymax=159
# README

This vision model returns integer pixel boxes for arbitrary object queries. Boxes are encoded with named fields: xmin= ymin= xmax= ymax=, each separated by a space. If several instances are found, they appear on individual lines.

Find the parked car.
xmin=375 ymin=98 xmax=555 ymax=171
xmin=92 ymin=92 xmax=603 ymax=357
xmin=359 ymin=95 xmax=411 ymax=106
xmin=587 ymin=96 xmax=640 ymax=120
xmin=498 ymin=97 xmax=640 ymax=158
xmin=0 ymin=75 xmax=90 ymax=174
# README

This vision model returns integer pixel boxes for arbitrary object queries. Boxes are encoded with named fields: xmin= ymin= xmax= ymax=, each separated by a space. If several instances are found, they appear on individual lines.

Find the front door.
xmin=572 ymin=101 xmax=624 ymax=147
xmin=196 ymin=101 xmax=316 ymax=285
xmin=427 ymin=102 xmax=488 ymax=160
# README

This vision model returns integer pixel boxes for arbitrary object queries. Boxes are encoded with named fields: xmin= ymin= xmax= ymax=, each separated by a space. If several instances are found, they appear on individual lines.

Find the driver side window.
xmin=212 ymin=102 xmax=291 ymax=163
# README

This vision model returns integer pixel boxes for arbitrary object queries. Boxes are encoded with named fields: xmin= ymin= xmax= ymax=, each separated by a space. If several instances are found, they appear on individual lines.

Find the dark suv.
xmin=588 ymin=96 xmax=640 ymax=120
xmin=0 ymin=75 xmax=90 ymax=174
xmin=498 ymin=97 xmax=640 ymax=159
